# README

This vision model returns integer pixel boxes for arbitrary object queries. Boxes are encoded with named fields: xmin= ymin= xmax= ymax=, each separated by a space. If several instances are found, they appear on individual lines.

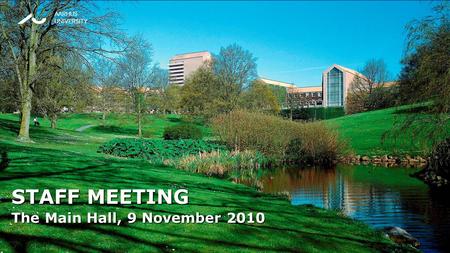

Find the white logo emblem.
xmin=18 ymin=14 xmax=47 ymax=25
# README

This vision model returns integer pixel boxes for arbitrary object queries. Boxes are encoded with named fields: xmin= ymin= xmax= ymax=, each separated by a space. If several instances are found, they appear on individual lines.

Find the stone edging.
xmin=338 ymin=154 xmax=428 ymax=168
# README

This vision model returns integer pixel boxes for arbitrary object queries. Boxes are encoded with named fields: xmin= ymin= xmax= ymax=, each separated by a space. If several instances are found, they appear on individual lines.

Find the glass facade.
xmin=327 ymin=68 xmax=343 ymax=106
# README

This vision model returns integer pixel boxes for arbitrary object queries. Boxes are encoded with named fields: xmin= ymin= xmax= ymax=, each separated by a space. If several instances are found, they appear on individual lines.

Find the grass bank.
xmin=327 ymin=106 xmax=450 ymax=156
xmin=0 ymin=113 xmax=404 ymax=252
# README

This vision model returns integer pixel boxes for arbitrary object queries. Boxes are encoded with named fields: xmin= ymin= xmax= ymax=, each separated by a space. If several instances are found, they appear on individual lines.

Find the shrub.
xmin=285 ymin=138 xmax=305 ymax=163
xmin=163 ymin=124 xmax=203 ymax=140
xmin=98 ymin=138 xmax=224 ymax=163
xmin=346 ymin=86 xmax=399 ymax=115
xmin=213 ymin=110 xmax=299 ymax=160
xmin=365 ymin=86 xmax=398 ymax=111
xmin=212 ymin=110 xmax=344 ymax=165
xmin=175 ymin=150 xmax=268 ymax=177
xmin=294 ymin=121 xmax=344 ymax=165
xmin=429 ymin=137 xmax=450 ymax=180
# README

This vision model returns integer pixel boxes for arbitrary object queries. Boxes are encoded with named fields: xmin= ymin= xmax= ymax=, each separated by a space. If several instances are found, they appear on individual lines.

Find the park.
xmin=0 ymin=1 xmax=449 ymax=253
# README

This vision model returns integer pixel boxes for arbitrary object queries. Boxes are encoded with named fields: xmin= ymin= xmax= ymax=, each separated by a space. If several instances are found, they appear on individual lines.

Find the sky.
xmin=101 ymin=1 xmax=436 ymax=87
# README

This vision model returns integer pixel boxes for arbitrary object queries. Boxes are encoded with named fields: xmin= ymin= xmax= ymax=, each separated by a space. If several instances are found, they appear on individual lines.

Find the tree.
xmin=180 ymin=65 xmax=223 ymax=117
xmin=33 ymin=53 xmax=94 ymax=128
xmin=347 ymin=59 xmax=390 ymax=114
xmin=149 ymin=65 xmax=177 ymax=114
xmin=0 ymin=17 xmax=19 ymax=113
xmin=239 ymin=80 xmax=281 ymax=114
xmin=180 ymin=44 xmax=258 ymax=117
xmin=0 ymin=1 xmax=126 ymax=141
xmin=94 ymin=58 xmax=122 ymax=124
xmin=33 ymin=71 xmax=74 ymax=129
xmin=345 ymin=93 xmax=368 ymax=115
xmin=163 ymin=84 xmax=182 ymax=113
xmin=213 ymin=44 xmax=257 ymax=112
xmin=116 ymin=36 xmax=153 ymax=137
xmin=392 ymin=2 xmax=450 ymax=144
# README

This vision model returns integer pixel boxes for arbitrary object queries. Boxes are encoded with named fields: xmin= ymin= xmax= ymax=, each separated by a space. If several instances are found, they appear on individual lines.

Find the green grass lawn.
xmin=0 ymin=113 xmax=403 ymax=252
xmin=327 ymin=106 xmax=449 ymax=156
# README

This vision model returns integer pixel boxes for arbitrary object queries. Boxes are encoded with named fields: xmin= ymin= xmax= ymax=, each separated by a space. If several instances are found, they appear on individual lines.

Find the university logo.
xmin=18 ymin=13 xmax=46 ymax=25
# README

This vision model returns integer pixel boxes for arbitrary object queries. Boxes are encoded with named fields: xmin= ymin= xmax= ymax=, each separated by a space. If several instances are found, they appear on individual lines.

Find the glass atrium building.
xmin=322 ymin=64 xmax=360 ymax=107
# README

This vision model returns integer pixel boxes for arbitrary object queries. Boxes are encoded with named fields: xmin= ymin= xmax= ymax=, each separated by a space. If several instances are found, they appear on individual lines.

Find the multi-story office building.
xmin=322 ymin=64 xmax=363 ymax=107
xmin=169 ymin=51 xmax=212 ymax=85
xmin=260 ymin=78 xmax=322 ymax=108
xmin=287 ymin=86 xmax=323 ymax=107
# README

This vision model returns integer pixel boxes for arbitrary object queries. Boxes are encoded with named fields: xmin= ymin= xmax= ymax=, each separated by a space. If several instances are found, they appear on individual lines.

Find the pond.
xmin=242 ymin=165 xmax=450 ymax=253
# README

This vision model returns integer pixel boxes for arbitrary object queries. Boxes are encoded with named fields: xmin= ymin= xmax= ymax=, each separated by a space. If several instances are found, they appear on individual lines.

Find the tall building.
xmin=169 ymin=51 xmax=212 ymax=85
xmin=322 ymin=64 xmax=364 ymax=107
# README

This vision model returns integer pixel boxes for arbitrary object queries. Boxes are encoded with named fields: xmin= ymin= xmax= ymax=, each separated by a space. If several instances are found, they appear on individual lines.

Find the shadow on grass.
xmin=394 ymin=105 xmax=432 ymax=114
xmin=167 ymin=117 xmax=182 ymax=123
xmin=0 ymin=151 xmax=10 ymax=171
xmin=0 ymin=118 xmax=83 ymax=144
xmin=0 ymin=118 xmax=19 ymax=135
xmin=89 ymin=125 xmax=137 ymax=135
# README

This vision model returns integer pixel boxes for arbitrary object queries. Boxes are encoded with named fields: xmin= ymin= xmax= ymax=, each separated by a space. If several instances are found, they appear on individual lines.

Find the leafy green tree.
xmin=270 ymin=85 xmax=287 ymax=108
xmin=180 ymin=65 xmax=223 ymax=117
xmin=180 ymin=44 xmax=258 ymax=117
xmin=239 ymin=80 xmax=281 ymax=114
xmin=163 ymin=85 xmax=182 ymax=113
xmin=394 ymin=2 xmax=450 ymax=143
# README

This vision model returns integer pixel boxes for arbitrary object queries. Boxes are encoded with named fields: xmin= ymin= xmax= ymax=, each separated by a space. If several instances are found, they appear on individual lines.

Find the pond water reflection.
xmin=244 ymin=165 xmax=450 ymax=253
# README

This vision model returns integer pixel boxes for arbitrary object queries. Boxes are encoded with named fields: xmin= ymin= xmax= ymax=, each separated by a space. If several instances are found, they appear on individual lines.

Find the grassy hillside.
xmin=0 ymin=113 xmax=402 ymax=252
xmin=327 ymin=106 xmax=448 ymax=156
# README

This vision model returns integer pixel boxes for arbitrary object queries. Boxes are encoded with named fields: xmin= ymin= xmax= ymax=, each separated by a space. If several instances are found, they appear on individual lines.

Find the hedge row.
xmin=281 ymin=107 xmax=345 ymax=121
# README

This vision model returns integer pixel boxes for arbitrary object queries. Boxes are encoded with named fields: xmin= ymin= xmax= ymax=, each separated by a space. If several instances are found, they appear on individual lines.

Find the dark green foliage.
xmin=269 ymin=84 xmax=287 ymax=106
xmin=394 ymin=4 xmax=450 ymax=144
xmin=98 ymin=138 xmax=225 ymax=163
xmin=163 ymin=124 xmax=203 ymax=140
xmin=399 ymin=24 xmax=449 ymax=110
xmin=429 ymin=137 xmax=450 ymax=179
xmin=281 ymin=107 xmax=345 ymax=121
xmin=364 ymin=86 xmax=399 ymax=111
xmin=284 ymin=138 xmax=306 ymax=163
xmin=239 ymin=80 xmax=281 ymax=113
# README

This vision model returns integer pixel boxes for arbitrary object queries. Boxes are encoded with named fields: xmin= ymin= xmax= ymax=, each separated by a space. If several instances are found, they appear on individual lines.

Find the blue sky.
xmin=102 ymin=1 xmax=435 ymax=87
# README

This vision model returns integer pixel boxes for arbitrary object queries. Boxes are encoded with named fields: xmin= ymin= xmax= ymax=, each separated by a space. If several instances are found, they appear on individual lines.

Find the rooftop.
xmin=288 ymin=86 xmax=322 ymax=93
xmin=260 ymin=77 xmax=296 ymax=88
xmin=170 ymin=51 xmax=212 ymax=61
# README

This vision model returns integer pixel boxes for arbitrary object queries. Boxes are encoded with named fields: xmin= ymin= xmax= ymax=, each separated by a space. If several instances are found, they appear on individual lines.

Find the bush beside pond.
xmin=415 ymin=137 xmax=450 ymax=187
xmin=212 ymin=110 xmax=345 ymax=165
